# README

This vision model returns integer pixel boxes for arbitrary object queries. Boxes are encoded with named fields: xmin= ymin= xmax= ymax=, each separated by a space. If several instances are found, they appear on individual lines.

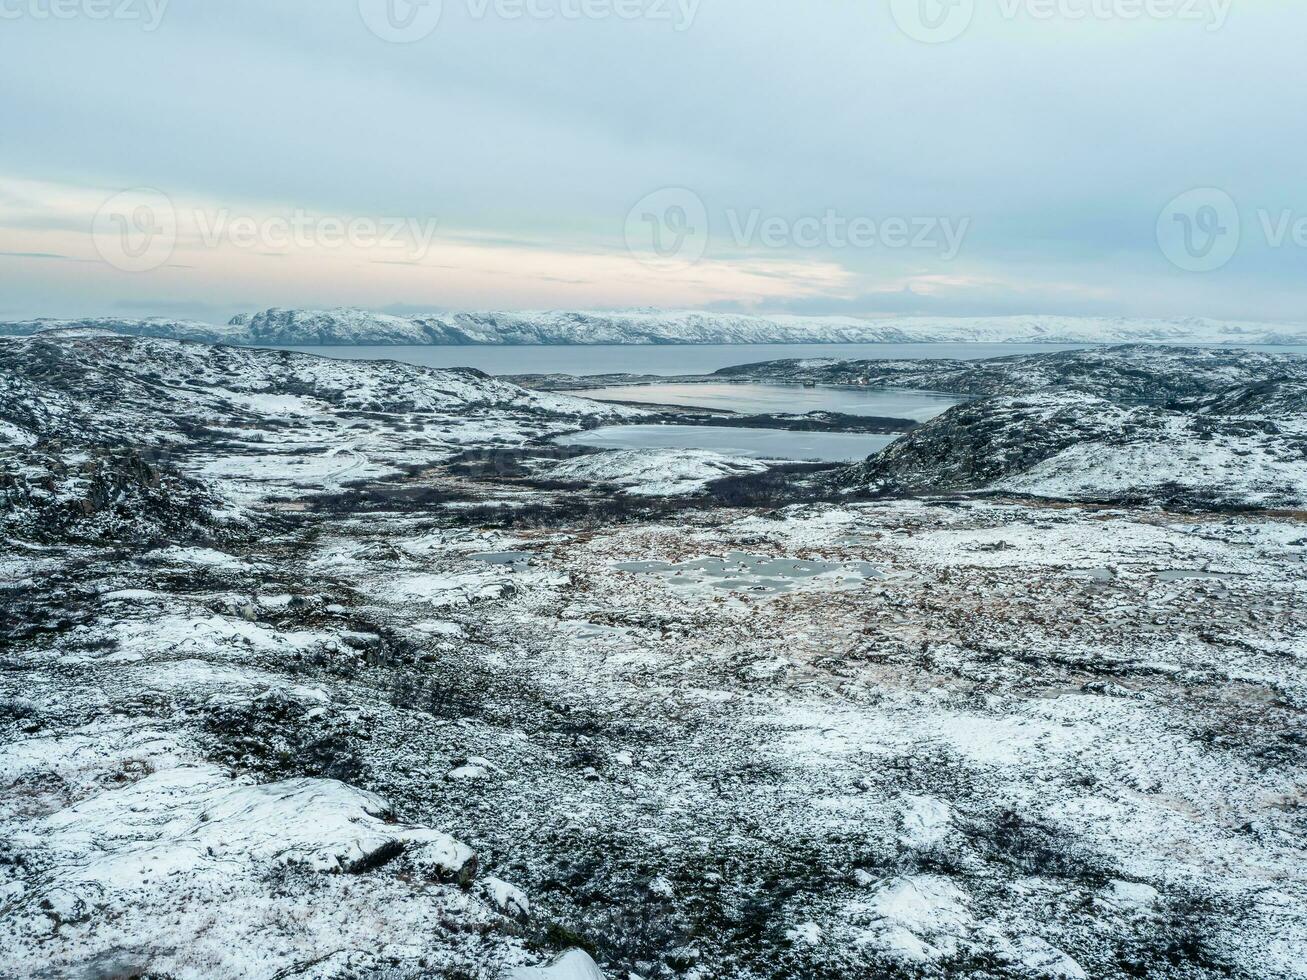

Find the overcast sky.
xmin=1 ymin=0 xmax=1304 ymax=323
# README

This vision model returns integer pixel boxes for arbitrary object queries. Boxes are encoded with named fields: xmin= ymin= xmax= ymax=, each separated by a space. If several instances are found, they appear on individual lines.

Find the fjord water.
xmin=274 ymin=342 xmax=1092 ymax=376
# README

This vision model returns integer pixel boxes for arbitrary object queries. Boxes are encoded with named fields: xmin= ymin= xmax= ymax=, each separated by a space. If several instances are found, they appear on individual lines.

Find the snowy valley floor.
xmin=5 ymin=489 xmax=1305 ymax=978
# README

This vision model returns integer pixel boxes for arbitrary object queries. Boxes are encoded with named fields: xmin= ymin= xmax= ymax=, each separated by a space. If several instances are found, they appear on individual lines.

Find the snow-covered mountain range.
xmin=5 ymin=307 xmax=1306 ymax=346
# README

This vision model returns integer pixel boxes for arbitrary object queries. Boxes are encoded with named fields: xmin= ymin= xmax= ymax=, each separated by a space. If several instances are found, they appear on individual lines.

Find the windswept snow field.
xmin=2 ymin=334 xmax=1305 ymax=979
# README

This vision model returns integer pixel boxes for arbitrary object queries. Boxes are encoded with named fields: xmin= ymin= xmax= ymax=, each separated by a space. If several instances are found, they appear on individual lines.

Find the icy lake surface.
xmin=615 ymin=552 xmax=884 ymax=595
xmin=263 ymin=342 xmax=1307 ymax=377
xmin=271 ymin=342 xmax=1092 ymax=376
xmin=555 ymin=425 xmax=900 ymax=462
xmin=571 ymin=382 xmax=965 ymax=420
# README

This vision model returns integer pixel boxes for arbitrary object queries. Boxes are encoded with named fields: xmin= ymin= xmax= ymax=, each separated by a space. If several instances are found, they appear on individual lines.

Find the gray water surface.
xmin=270 ymin=343 xmax=1092 ymax=376
xmin=572 ymin=382 xmax=964 ymax=420
xmin=263 ymin=342 xmax=1307 ymax=377
xmin=555 ymin=425 xmax=898 ymax=462
xmin=615 ymin=552 xmax=883 ymax=595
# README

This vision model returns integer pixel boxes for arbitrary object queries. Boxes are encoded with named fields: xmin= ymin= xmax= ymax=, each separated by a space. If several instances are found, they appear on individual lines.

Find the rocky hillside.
xmin=0 ymin=332 xmax=642 ymax=531
xmin=0 ymin=316 xmax=244 ymax=344
xmin=721 ymin=344 xmax=1307 ymax=403
xmin=0 ymin=331 xmax=624 ymax=446
xmin=827 ymin=348 xmax=1307 ymax=510
xmin=5 ymin=334 xmax=1307 ymax=979
xmin=6 ymin=309 xmax=1306 ymax=346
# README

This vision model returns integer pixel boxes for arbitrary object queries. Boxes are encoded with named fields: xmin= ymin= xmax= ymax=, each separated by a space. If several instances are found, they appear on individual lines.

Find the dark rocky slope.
xmin=812 ymin=348 xmax=1307 ymax=510
xmin=719 ymin=344 xmax=1307 ymax=404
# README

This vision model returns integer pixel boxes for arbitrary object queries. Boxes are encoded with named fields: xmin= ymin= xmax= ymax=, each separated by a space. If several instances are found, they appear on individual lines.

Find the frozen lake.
xmin=554 ymin=425 xmax=900 ymax=462
xmin=572 ymin=382 xmax=965 ymax=421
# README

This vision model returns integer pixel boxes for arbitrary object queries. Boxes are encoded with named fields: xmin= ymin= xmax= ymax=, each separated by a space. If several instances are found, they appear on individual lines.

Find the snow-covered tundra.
xmin=2 ymin=333 xmax=1304 ymax=979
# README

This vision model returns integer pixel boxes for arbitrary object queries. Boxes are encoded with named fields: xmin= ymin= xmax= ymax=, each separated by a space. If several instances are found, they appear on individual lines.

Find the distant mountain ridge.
xmin=0 ymin=316 xmax=246 ymax=344
xmin=4 ymin=308 xmax=1306 ymax=347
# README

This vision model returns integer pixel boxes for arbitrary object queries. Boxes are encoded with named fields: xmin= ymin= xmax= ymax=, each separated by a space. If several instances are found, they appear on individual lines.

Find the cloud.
xmin=1 ymin=4 xmax=1306 ymax=321
xmin=721 ymin=281 xmax=1125 ymax=319
xmin=0 ymin=250 xmax=95 ymax=263
xmin=111 ymin=298 xmax=223 ymax=316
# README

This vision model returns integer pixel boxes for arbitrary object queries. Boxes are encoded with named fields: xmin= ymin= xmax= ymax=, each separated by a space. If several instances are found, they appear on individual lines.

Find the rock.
xmin=39 ymin=887 xmax=90 ymax=926
xmin=1101 ymin=879 xmax=1160 ymax=911
xmin=446 ymin=756 xmax=495 ymax=781
xmin=445 ymin=765 xmax=489 ymax=781
xmin=898 ymin=794 xmax=953 ymax=849
xmin=663 ymin=945 xmax=700 ymax=971
xmin=861 ymin=875 xmax=973 ymax=964
xmin=509 ymin=949 xmax=606 ymax=979
xmin=1001 ymin=936 xmax=1089 ymax=979
xmin=786 ymin=921 xmax=823 ymax=946
xmin=34 ymin=766 xmax=476 ymax=883
xmin=400 ymin=830 xmax=478 ymax=886
xmin=648 ymin=876 xmax=674 ymax=899
xmin=482 ymin=876 xmax=531 ymax=919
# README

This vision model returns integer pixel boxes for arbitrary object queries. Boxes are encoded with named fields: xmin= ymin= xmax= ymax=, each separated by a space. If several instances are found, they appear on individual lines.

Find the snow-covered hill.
xmin=6 ymin=333 xmax=1307 ymax=979
xmin=0 ymin=332 xmax=643 ymax=521
xmin=826 ymin=347 xmax=1307 ymax=509
xmin=6 ymin=308 xmax=1307 ymax=347
xmin=0 ymin=316 xmax=245 ymax=344
xmin=719 ymin=344 xmax=1307 ymax=401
